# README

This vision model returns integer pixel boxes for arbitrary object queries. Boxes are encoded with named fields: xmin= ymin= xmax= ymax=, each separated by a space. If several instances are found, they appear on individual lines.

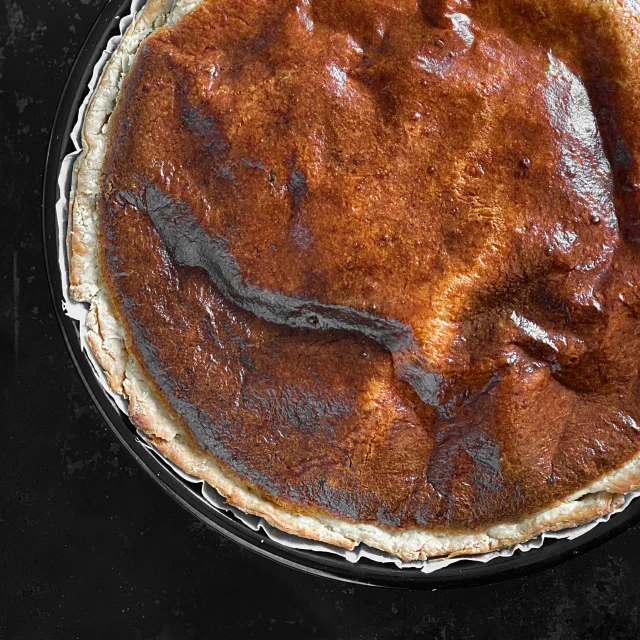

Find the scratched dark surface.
xmin=2 ymin=1 xmax=640 ymax=638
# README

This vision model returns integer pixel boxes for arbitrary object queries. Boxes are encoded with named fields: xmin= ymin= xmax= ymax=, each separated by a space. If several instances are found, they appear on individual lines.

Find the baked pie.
xmin=69 ymin=0 xmax=640 ymax=560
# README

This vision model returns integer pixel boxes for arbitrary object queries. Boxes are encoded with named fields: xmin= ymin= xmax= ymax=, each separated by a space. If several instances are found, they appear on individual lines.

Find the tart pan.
xmin=42 ymin=0 xmax=640 ymax=588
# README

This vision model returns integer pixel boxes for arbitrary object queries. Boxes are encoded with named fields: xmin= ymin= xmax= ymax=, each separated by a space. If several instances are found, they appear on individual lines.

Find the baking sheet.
xmin=55 ymin=0 xmax=640 ymax=574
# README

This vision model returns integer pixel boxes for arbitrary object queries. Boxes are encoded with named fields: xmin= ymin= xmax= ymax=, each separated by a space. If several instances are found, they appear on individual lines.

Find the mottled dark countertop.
xmin=2 ymin=1 xmax=640 ymax=638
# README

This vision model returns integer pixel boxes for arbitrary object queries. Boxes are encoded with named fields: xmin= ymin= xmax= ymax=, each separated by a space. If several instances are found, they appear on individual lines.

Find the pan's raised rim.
xmin=41 ymin=0 xmax=640 ymax=589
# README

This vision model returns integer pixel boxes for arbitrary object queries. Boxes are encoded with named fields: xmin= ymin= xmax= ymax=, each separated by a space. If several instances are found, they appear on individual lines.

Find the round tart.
xmin=69 ymin=0 xmax=640 ymax=560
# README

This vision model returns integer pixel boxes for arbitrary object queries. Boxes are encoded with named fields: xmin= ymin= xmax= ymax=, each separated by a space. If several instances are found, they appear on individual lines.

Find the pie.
xmin=68 ymin=0 xmax=640 ymax=561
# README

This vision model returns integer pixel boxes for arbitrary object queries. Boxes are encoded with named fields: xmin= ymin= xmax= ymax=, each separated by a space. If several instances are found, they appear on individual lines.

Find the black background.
xmin=2 ymin=1 xmax=640 ymax=637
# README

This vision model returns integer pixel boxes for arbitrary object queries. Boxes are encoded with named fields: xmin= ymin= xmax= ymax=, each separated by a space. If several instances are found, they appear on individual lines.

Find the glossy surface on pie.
xmin=98 ymin=0 xmax=640 ymax=530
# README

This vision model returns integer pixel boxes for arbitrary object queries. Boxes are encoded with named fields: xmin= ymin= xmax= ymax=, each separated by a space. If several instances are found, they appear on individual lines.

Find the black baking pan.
xmin=42 ymin=0 xmax=640 ymax=589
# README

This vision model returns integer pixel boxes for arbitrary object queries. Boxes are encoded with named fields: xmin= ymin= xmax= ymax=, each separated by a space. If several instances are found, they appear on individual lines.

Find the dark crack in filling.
xmin=99 ymin=0 xmax=640 ymax=531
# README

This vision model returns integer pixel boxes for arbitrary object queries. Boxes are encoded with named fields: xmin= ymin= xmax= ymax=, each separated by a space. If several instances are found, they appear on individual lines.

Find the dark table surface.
xmin=2 ymin=1 xmax=640 ymax=638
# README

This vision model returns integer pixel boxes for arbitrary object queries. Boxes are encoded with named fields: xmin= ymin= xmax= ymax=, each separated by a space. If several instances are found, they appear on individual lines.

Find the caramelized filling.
xmin=99 ymin=0 xmax=640 ymax=529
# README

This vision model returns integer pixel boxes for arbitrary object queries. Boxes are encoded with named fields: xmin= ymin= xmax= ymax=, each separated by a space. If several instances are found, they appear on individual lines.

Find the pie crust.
xmin=68 ymin=0 xmax=640 ymax=560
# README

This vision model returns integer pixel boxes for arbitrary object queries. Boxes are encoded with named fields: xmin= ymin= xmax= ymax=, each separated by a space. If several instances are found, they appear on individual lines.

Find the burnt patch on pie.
xmin=136 ymin=184 xmax=448 ymax=409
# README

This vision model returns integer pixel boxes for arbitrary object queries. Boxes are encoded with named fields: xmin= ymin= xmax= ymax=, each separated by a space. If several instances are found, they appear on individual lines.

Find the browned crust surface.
xmin=68 ymin=0 xmax=640 ymax=561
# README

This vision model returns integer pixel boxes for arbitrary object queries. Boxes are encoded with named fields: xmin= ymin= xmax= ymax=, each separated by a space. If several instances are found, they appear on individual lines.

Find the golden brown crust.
xmin=68 ymin=0 xmax=640 ymax=561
